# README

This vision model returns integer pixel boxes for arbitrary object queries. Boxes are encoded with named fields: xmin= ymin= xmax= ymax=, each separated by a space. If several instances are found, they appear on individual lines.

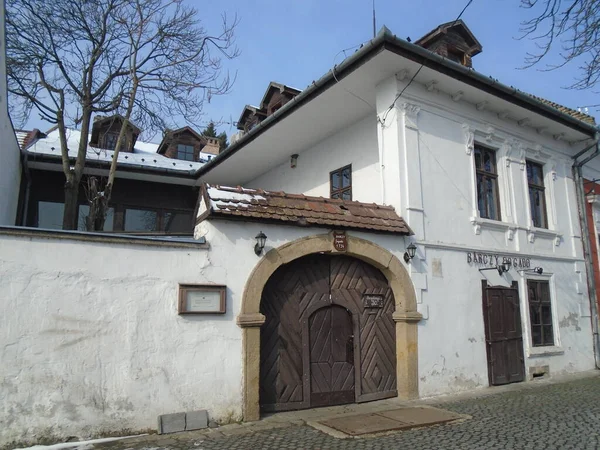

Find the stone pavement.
xmin=95 ymin=372 xmax=600 ymax=450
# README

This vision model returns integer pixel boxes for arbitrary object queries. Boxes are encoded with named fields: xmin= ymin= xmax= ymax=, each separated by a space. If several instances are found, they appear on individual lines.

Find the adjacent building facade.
xmin=0 ymin=0 xmax=21 ymax=225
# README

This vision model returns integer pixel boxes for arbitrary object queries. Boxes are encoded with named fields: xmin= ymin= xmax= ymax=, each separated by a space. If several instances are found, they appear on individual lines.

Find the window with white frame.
xmin=526 ymin=160 xmax=548 ymax=229
xmin=527 ymin=279 xmax=554 ymax=347
xmin=474 ymin=145 xmax=501 ymax=220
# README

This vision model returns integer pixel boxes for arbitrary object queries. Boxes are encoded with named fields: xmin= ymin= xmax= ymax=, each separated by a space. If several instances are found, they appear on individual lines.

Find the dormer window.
xmin=177 ymin=144 xmax=195 ymax=161
xmin=89 ymin=115 xmax=140 ymax=152
xmin=103 ymin=132 xmax=119 ymax=150
xmin=447 ymin=48 xmax=465 ymax=65
xmin=415 ymin=20 xmax=482 ymax=68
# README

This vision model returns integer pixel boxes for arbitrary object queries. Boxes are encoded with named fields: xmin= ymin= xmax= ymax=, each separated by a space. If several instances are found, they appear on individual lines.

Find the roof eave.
xmin=196 ymin=26 xmax=597 ymax=178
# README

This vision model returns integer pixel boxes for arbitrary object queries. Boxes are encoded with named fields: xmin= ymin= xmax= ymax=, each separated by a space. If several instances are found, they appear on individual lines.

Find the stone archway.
xmin=236 ymin=233 xmax=421 ymax=421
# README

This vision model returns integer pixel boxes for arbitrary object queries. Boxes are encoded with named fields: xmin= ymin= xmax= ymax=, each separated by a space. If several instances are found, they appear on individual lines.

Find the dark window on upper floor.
xmin=177 ymin=144 xmax=195 ymax=161
xmin=526 ymin=161 xmax=548 ymax=229
xmin=474 ymin=145 xmax=501 ymax=221
xmin=527 ymin=280 xmax=554 ymax=347
xmin=103 ymin=132 xmax=119 ymax=150
xmin=330 ymin=165 xmax=352 ymax=200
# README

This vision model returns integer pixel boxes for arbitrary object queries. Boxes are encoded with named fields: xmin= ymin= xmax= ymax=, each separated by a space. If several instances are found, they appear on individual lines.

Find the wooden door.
xmin=259 ymin=254 xmax=397 ymax=412
xmin=308 ymin=305 xmax=355 ymax=407
xmin=330 ymin=256 xmax=397 ymax=402
xmin=482 ymin=281 xmax=525 ymax=385
xmin=260 ymin=255 xmax=329 ymax=412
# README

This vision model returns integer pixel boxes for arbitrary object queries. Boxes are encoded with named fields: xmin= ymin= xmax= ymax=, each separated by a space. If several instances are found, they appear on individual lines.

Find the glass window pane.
xmin=342 ymin=168 xmax=351 ymax=188
xmin=177 ymin=144 xmax=195 ymax=161
xmin=535 ymin=166 xmax=544 ymax=186
xmin=477 ymin=174 xmax=485 ymax=217
xmin=486 ymin=179 xmax=497 ymax=219
xmin=38 ymin=201 xmax=64 ymax=229
xmin=483 ymin=151 xmax=492 ymax=172
xmin=342 ymin=190 xmax=351 ymax=200
xmin=532 ymin=325 xmax=542 ymax=346
xmin=530 ymin=305 xmax=541 ymax=325
xmin=78 ymin=205 xmax=114 ymax=231
xmin=331 ymin=171 xmax=341 ymax=190
xmin=542 ymin=325 xmax=554 ymax=345
xmin=541 ymin=305 xmax=552 ymax=325
xmin=124 ymin=209 xmax=158 ymax=231
xmin=474 ymin=148 xmax=482 ymax=169
xmin=163 ymin=211 xmax=193 ymax=233
xmin=331 ymin=192 xmax=340 ymax=199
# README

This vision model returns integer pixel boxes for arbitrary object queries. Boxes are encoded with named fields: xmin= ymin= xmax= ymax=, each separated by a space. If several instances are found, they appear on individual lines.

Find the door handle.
xmin=346 ymin=335 xmax=354 ymax=364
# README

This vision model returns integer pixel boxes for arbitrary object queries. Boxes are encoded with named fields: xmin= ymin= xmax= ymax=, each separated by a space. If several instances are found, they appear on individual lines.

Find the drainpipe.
xmin=572 ymin=134 xmax=600 ymax=369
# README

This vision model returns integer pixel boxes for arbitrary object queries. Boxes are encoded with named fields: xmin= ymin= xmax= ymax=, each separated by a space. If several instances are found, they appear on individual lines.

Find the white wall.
xmin=247 ymin=115 xmax=381 ymax=204
xmin=239 ymin=74 xmax=598 ymax=397
xmin=0 ymin=233 xmax=242 ymax=446
xmin=2 ymin=214 xmax=595 ymax=445
xmin=0 ymin=0 xmax=21 ymax=225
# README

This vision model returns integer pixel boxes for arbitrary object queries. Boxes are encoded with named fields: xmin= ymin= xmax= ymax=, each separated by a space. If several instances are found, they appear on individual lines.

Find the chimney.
xmin=203 ymin=137 xmax=221 ymax=155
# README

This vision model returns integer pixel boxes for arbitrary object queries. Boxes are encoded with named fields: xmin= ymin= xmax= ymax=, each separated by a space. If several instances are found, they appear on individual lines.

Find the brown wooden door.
xmin=482 ymin=281 xmax=525 ymax=385
xmin=260 ymin=254 xmax=396 ymax=412
xmin=309 ymin=305 xmax=355 ymax=407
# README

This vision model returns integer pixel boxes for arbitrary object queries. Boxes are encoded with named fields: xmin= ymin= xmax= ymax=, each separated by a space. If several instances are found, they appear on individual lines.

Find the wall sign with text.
xmin=178 ymin=284 xmax=226 ymax=314
xmin=466 ymin=251 xmax=531 ymax=269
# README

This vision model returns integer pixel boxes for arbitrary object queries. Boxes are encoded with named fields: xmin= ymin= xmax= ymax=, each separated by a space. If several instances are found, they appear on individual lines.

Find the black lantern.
xmin=404 ymin=243 xmax=417 ymax=263
xmin=497 ymin=259 xmax=512 ymax=275
xmin=254 ymin=231 xmax=267 ymax=256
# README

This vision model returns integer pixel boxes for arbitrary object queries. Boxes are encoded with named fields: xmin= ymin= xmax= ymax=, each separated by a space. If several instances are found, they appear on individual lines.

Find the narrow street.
xmin=93 ymin=373 xmax=600 ymax=450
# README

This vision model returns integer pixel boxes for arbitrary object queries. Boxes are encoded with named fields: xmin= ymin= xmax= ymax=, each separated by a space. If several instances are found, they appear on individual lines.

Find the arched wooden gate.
xmin=259 ymin=254 xmax=397 ymax=412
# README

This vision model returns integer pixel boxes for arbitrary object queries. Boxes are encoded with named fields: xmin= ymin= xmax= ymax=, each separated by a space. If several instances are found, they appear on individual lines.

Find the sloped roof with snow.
xmin=198 ymin=184 xmax=413 ymax=235
xmin=25 ymin=128 xmax=210 ymax=175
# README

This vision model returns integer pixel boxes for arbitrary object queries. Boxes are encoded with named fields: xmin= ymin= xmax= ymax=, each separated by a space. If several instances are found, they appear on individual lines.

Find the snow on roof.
xmin=15 ymin=130 xmax=30 ymax=149
xmin=27 ymin=128 xmax=206 ymax=173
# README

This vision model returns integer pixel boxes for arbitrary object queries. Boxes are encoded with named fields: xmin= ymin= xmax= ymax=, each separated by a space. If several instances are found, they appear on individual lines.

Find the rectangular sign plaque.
xmin=333 ymin=231 xmax=347 ymax=252
xmin=178 ymin=285 xmax=226 ymax=314
xmin=363 ymin=294 xmax=384 ymax=308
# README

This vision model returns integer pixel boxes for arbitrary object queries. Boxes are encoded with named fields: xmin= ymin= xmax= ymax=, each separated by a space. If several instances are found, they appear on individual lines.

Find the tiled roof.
xmin=530 ymin=95 xmax=596 ymax=125
xmin=199 ymin=184 xmax=413 ymax=235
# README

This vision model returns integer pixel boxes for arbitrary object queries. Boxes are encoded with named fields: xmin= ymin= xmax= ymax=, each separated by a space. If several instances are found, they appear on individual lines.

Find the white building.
xmin=1 ymin=20 xmax=599 ymax=445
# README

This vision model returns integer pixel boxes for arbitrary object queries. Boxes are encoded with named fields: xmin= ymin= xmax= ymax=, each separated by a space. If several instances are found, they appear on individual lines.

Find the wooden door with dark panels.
xmin=260 ymin=254 xmax=397 ymax=412
xmin=308 ymin=305 xmax=355 ymax=407
xmin=260 ymin=255 xmax=329 ymax=411
xmin=330 ymin=256 xmax=397 ymax=402
xmin=482 ymin=281 xmax=525 ymax=386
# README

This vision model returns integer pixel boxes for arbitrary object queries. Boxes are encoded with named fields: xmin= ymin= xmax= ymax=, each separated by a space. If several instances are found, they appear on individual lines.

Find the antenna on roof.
xmin=372 ymin=0 xmax=376 ymax=38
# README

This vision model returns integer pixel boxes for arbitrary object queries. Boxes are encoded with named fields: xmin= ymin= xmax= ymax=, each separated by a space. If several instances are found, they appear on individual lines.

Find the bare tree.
xmin=519 ymin=0 xmax=600 ymax=90
xmin=6 ymin=0 xmax=237 ymax=230
xmin=90 ymin=0 xmax=238 ymax=231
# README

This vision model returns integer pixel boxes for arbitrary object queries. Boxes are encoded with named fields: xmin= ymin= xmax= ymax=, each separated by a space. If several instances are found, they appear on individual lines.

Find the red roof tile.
xmin=198 ymin=184 xmax=413 ymax=235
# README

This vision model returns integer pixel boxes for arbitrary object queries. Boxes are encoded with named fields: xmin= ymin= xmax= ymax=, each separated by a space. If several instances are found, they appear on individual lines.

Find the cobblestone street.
xmin=96 ymin=374 xmax=600 ymax=450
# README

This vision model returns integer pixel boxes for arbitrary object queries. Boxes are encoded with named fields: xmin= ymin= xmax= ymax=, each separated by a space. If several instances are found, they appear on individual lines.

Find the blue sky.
xmin=24 ymin=0 xmax=598 ymax=141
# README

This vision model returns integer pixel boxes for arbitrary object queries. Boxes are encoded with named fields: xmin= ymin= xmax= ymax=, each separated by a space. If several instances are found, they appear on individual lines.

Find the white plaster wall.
xmin=0 ymin=0 xmax=21 ymax=225
xmin=0 ymin=234 xmax=242 ymax=446
xmin=246 ymin=115 xmax=381 ymax=204
xmin=415 ymin=247 xmax=594 ymax=398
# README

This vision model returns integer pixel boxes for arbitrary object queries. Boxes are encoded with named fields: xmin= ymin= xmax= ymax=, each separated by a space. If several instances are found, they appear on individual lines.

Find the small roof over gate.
xmin=197 ymin=184 xmax=413 ymax=235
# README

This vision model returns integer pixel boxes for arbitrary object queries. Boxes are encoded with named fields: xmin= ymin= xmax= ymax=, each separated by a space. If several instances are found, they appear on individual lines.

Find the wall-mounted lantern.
xmin=497 ymin=260 xmax=512 ymax=275
xmin=290 ymin=154 xmax=299 ymax=169
xmin=254 ymin=231 xmax=267 ymax=256
xmin=518 ymin=267 xmax=544 ymax=275
xmin=404 ymin=243 xmax=417 ymax=263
